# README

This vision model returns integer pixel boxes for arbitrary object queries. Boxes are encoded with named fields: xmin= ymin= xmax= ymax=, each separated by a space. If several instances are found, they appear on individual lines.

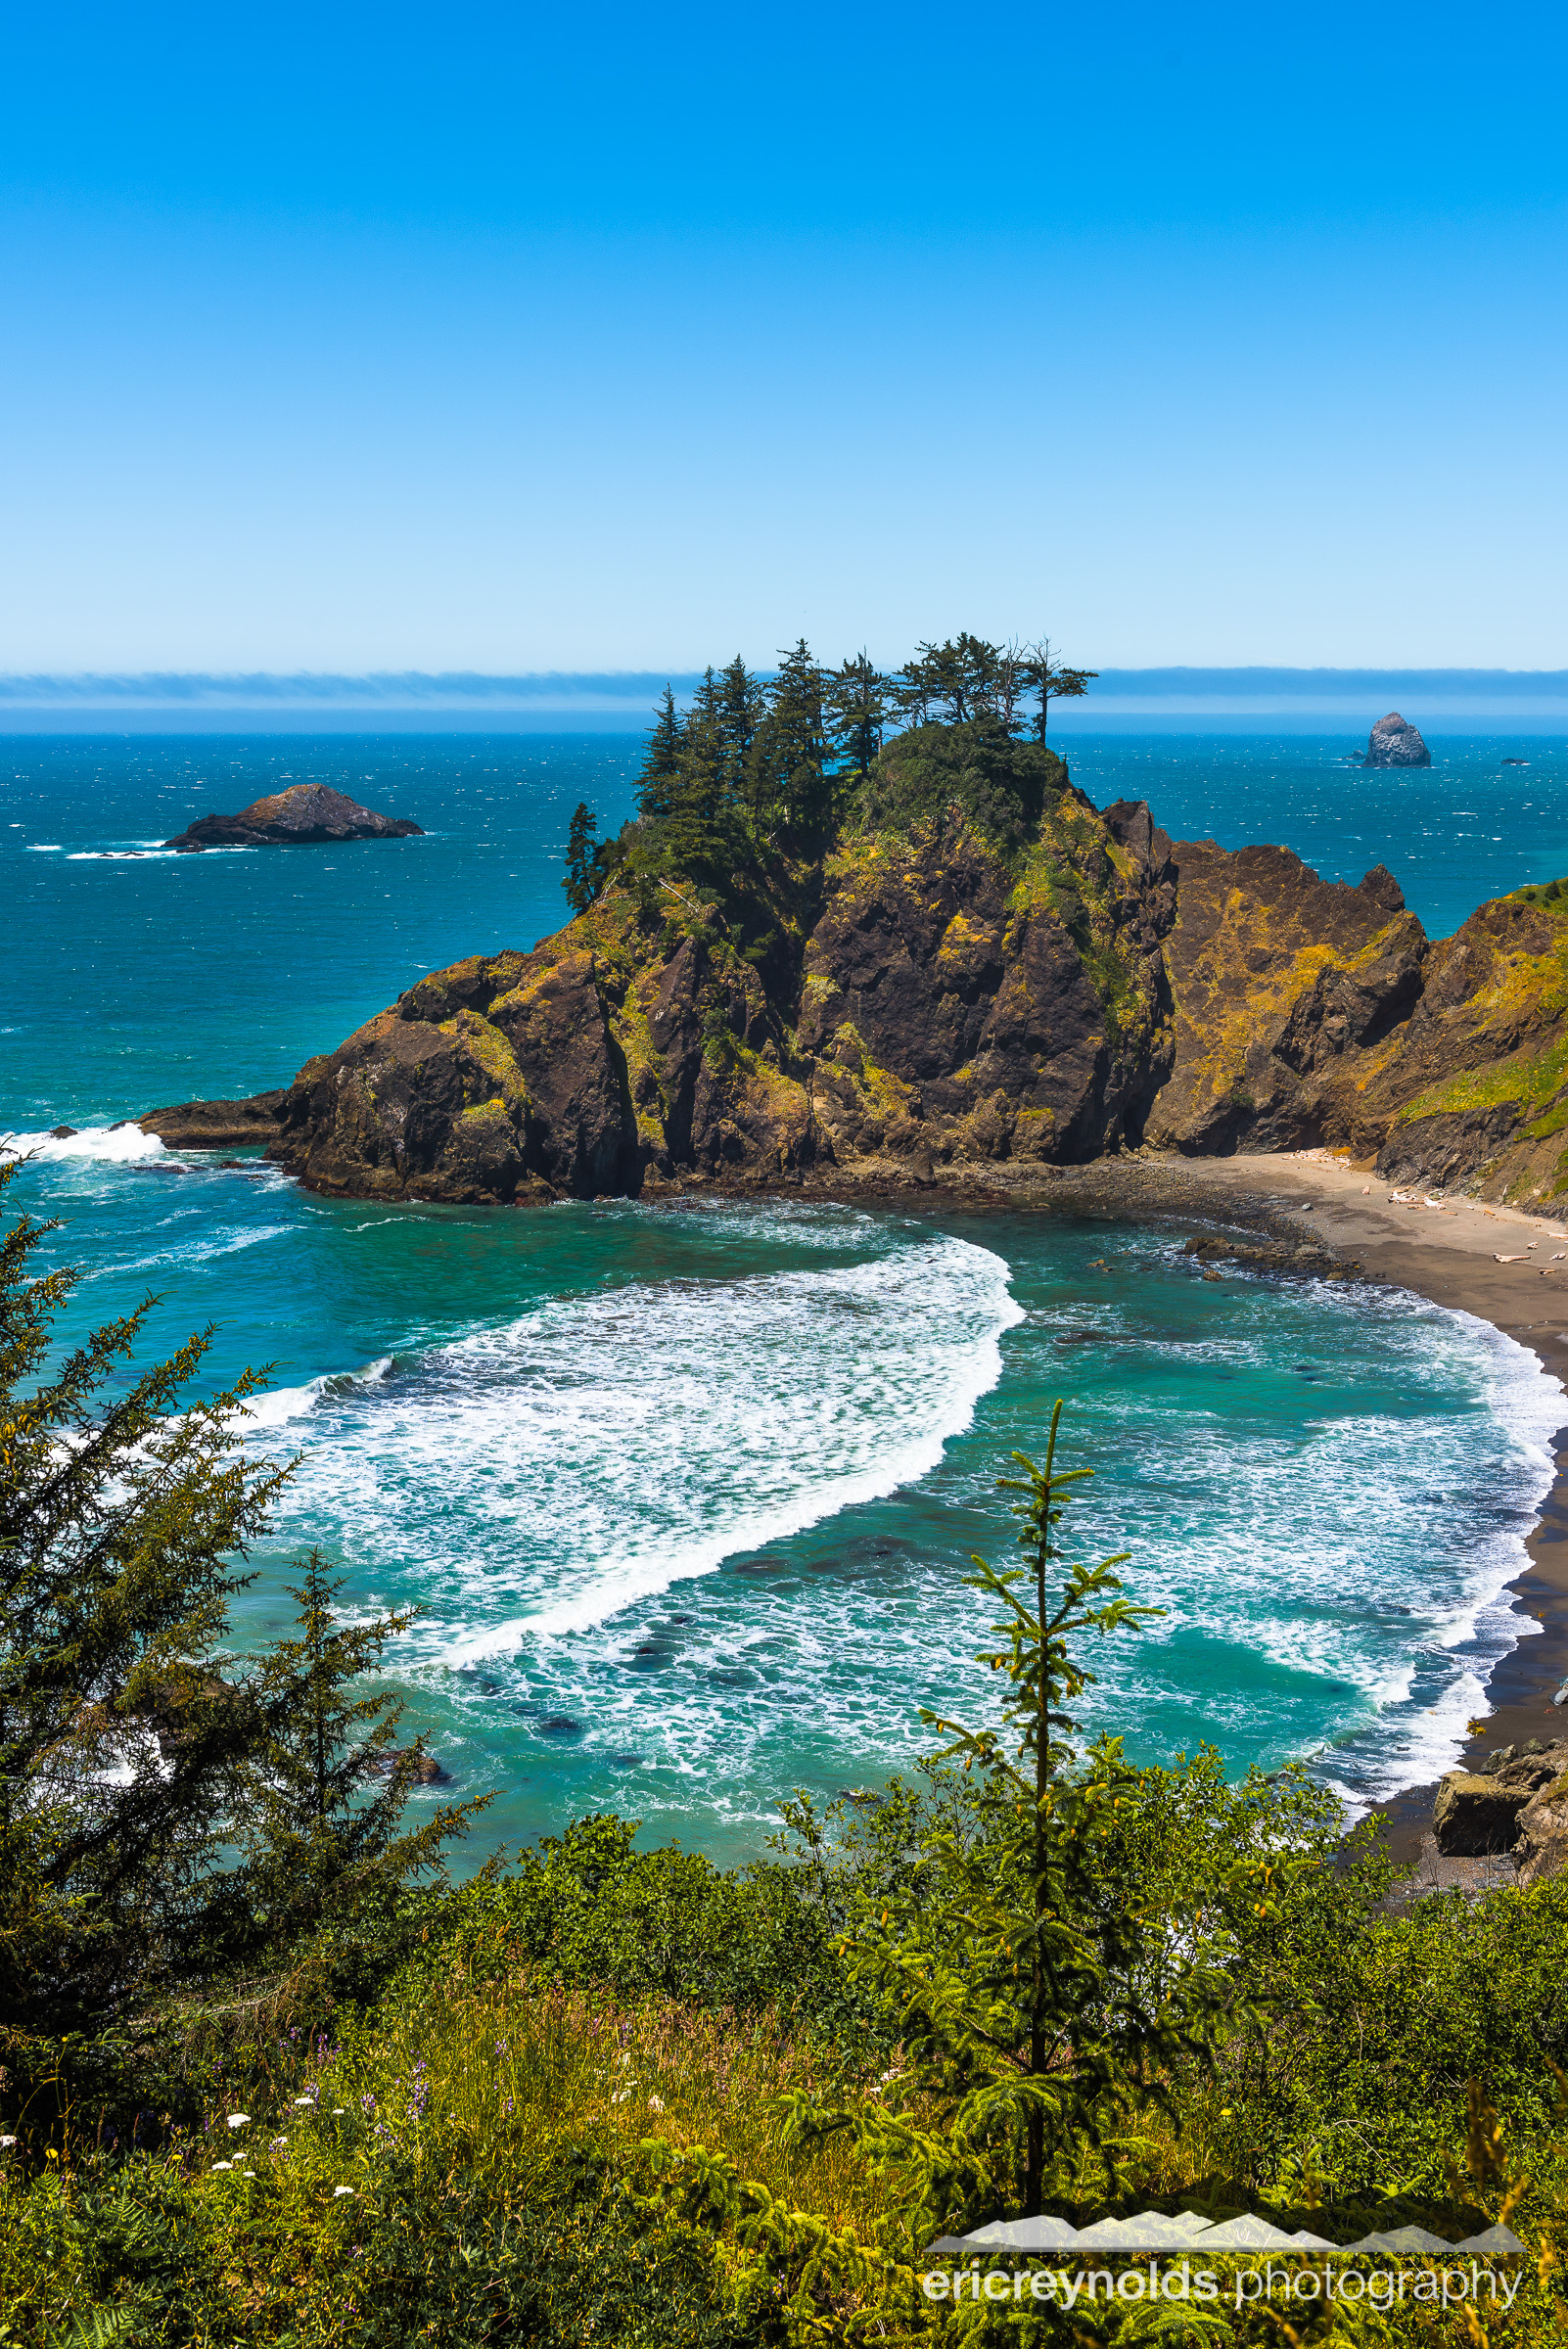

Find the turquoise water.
xmin=5 ymin=732 xmax=1565 ymax=1863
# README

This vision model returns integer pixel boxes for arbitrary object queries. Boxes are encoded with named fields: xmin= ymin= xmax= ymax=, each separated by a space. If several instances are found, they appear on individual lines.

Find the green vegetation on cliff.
xmin=567 ymin=632 xmax=1095 ymax=922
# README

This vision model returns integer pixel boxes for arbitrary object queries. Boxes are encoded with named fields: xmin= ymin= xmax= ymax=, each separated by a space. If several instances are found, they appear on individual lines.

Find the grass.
xmin=0 ymin=1963 xmax=897 ymax=2348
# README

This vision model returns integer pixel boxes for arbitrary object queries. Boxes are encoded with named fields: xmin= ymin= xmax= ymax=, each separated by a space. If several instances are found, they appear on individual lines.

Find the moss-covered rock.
xmin=133 ymin=738 xmax=1568 ymax=1214
xmin=1144 ymin=847 xmax=1426 ymax=1155
xmin=1371 ymin=889 xmax=1568 ymax=1201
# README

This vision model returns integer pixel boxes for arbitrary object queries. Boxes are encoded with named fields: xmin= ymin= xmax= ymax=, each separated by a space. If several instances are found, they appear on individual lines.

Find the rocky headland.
xmin=137 ymin=718 xmax=1568 ymax=1215
xmin=164 ymin=781 xmax=423 ymax=852
xmin=1361 ymin=711 xmax=1431 ymax=767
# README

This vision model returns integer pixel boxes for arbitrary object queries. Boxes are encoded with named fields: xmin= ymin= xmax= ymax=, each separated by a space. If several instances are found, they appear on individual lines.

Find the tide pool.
xmin=4 ymin=733 xmax=1565 ymax=1862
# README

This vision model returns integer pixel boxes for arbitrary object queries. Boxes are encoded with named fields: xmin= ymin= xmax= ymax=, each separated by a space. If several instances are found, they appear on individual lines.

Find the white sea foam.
xmin=2 ymin=1123 xmax=166 ymax=1165
xmin=269 ymin=1229 xmax=1022 ymax=1654
xmin=245 ymin=1358 xmax=394 ymax=1431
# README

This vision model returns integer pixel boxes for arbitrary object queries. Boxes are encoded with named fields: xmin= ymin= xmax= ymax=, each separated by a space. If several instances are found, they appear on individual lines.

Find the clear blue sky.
xmin=3 ymin=2 xmax=1564 ymax=675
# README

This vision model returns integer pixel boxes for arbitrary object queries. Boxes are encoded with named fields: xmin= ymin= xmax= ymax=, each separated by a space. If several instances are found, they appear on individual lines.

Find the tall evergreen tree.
xmin=0 ymin=1161 xmax=287 ymax=2040
xmin=563 ymin=801 xmax=600 ymax=912
xmin=787 ymin=1404 xmax=1262 ymax=2233
xmin=635 ymin=685 xmax=685 ymax=820
xmin=747 ymin=640 xmax=831 ymax=840
xmin=240 ymin=1552 xmax=485 ymax=1953
xmin=826 ymin=651 xmax=892 ymax=780
xmin=0 ymin=1157 xmax=484 ymax=2072
xmin=1023 ymin=637 xmax=1097 ymax=736
xmin=716 ymin=655 xmax=766 ymax=801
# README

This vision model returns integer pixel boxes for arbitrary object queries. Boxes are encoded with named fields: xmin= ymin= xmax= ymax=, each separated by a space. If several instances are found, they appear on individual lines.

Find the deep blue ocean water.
xmin=4 ymin=729 xmax=1565 ymax=1863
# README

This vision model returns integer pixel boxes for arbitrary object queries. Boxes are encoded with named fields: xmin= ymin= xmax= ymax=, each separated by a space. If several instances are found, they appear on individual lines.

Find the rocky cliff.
xmin=1361 ymin=712 xmax=1431 ymax=768
xmin=165 ymin=783 xmax=423 ymax=852
xmin=135 ymin=728 xmax=1568 ymax=1214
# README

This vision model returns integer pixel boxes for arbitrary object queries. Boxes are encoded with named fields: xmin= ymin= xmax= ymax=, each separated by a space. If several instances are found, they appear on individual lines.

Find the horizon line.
xmin=3 ymin=664 xmax=1568 ymax=708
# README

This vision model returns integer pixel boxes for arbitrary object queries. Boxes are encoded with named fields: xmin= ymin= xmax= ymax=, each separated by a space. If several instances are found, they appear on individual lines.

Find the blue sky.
xmin=3 ymin=2 xmax=1565 ymax=675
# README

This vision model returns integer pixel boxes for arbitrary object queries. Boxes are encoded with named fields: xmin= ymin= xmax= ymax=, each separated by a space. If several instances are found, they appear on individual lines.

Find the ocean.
xmin=5 ymin=728 xmax=1566 ymax=1863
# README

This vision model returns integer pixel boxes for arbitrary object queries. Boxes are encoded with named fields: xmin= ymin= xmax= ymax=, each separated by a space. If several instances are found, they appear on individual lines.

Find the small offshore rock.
xmin=1361 ymin=712 xmax=1432 ymax=768
xmin=370 ymin=1746 xmax=448 ymax=1783
xmin=164 ymin=783 xmax=424 ymax=852
xmin=1181 ymin=1232 xmax=1358 ymax=1279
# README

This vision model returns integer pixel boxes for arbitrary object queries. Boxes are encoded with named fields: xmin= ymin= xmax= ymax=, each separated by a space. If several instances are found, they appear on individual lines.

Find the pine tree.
xmin=785 ymin=1404 xmax=1266 ymax=2234
xmin=1023 ymin=637 xmax=1097 ymax=736
xmin=0 ymin=1157 xmax=486 ymax=2075
xmin=0 ymin=1158 xmax=286 ymax=2038
xmin=747 ymin=640 xmax=831 ymax=840
xmin=240 ymin=1551 xmax=486 ymax=1953
xmin=563 ymin=801 xmax=600 ymax=912
xmin=717 ymin=656 xmax=766 ymax=801
xmin=635 ymin=685 xmax=685 ymax=820
xmin=825 ymin=651 xmax=892 ymax=781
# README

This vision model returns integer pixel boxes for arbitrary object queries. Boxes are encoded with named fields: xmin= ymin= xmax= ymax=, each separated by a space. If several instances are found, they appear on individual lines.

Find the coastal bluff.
xmin=136 ymin=747 xmax=1568 ymax=1213
xmin=164 ymin=782 xmax=423 ymax=852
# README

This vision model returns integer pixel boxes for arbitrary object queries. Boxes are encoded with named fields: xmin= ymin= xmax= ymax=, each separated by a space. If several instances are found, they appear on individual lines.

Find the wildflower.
xmin=226 ymin=2113 xmax=250 ymax=2130
xmin=647 ymin=2095 xmax=665 ymax=2113
xmin=210 ymin=2161 xmax=234 ymax=2173
xmin=360 ymin=2095 xmax=376 ymax=2115
xmin=0 ymin=2137 xmax=15 ymax=2150
xmin=269 ymin=2137 xmax=288 ymax=2150
xmin=334 ymin=2186 xmax=355 ymax=2197
xmin=331 ymin=2107 xmax=346 ymax=2116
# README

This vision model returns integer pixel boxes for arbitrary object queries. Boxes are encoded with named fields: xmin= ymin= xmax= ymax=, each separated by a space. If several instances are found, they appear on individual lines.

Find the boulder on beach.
xmin=1515 ymin=1770 xmax=1568 ymax=1887
xmin=1432 ymin=1740 xmax=1568 ymax=1857
xmin=164 ymin=782 xmax=423 ymax=852
xmin=1362 ymin=712 xmax=1432 ymax=768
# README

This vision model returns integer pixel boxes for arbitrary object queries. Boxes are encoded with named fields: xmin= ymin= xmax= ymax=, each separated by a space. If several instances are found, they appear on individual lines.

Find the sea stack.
xmin=1361 ymin=712 xmax=1431 ymax=768
xmin=164 ymin=782 xmax=424 ymax=852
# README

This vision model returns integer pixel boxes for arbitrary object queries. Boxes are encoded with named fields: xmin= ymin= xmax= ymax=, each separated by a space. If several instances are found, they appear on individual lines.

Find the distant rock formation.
xmin=164 ymin=782 xmax=423 ymax=852
xmin=1361 ymin=712 xmax=1431 ymax=768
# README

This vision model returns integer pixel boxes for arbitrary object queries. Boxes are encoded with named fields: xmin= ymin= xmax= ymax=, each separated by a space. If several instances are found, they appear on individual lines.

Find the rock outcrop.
xmin=164 ymin=783 xmax=423 ymax=852
xmin=1362 ymin=712 xmax=1432 ymax=768
xmin=1143 ymin=849 xmax=1423 ymax=1155
xmin=1432 ymin=1741 xmax=1568 ymax=1859
xmin=128 ymin=716 xmax=1568 ymax=1215
xmin=139 ymin=1092 xmax=290 ymax=1149
xmin=1515 ymin=1769 xmax=1568 ymax=1887
xmin=181 ymin=763 xmax=1181 ymax=1204
xmin=1370 ymin=885 xmax=1568 ymax=1198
